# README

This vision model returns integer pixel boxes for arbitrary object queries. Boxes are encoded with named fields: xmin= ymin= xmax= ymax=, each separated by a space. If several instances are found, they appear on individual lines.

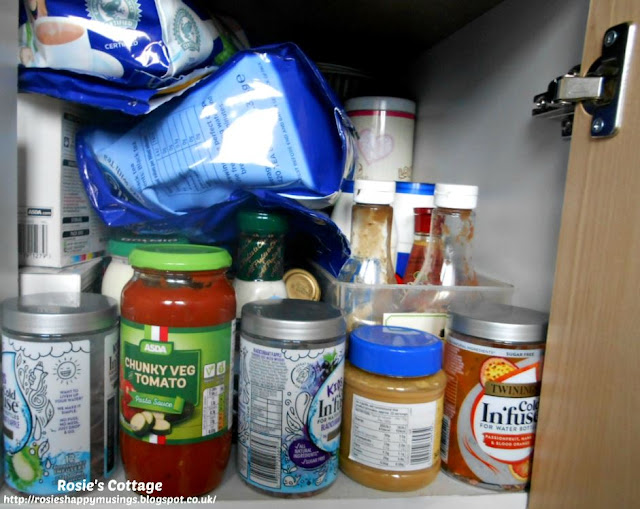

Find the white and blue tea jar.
xmin=2 ymin=293 xmax=119 ymax=495
xmin=237 ymin=299 xmax=346 ymax=497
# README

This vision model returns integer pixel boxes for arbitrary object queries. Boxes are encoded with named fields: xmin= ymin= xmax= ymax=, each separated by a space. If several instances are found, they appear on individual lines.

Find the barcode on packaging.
xmin=441 ymin=414 xmax=451 ymax=462
xmin=249 ymin=432 xmax=281 ymax=488
xmin=18 ymin=223 xmax=49 ymax=257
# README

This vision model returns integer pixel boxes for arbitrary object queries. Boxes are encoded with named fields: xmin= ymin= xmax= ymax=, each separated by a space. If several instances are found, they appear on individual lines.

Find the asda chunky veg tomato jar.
xmin=120 ymin=245 xmax=236 ymax=497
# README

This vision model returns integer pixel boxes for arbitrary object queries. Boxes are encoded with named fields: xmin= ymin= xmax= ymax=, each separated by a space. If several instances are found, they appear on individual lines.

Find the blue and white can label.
xmin=237 ymin=338 xmax=344 ymax=494
xmin=2 ymin=337 xmax=91 ymax=494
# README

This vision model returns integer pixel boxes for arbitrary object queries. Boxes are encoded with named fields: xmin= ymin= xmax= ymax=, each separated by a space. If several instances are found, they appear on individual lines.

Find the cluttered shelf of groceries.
xmin=4 ymin=0 xmax=545 ymax=500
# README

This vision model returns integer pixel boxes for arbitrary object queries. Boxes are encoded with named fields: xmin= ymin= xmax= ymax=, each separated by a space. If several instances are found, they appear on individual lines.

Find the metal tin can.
xmin=1 ymin=293 xmax=119 ymax=495
xmin=441 ymin=301 xmax=548 ymax=490
xmin=237 ymin=299 xmax=346 ymax=497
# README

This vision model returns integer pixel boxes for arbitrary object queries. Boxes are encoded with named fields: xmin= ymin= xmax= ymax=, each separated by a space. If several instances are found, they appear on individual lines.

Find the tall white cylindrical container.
xmin=346 ymin=97 xmax=416 ymax=182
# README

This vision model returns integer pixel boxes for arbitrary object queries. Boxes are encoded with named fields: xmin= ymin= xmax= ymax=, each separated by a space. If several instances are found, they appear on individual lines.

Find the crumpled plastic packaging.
xmin=77 ymin=43 xmax=356 ymax=274
xmin=18 ymin=0 xmax=241 ymax=114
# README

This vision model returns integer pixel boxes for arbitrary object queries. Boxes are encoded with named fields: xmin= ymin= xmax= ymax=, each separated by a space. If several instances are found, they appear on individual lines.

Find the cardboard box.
xmin=19 ymin=257 xmax=105 ymax=296
xmin=18 ymin=94 xmax=108 ymax=268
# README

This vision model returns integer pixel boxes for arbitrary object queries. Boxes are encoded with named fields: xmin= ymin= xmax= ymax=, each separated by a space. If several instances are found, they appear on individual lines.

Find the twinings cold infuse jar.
xmin=442 ymin=302 xmax=548 ymax=490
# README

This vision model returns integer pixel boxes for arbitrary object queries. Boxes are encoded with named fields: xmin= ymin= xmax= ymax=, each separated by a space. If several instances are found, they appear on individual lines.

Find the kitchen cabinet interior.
xmin=211 ymin=0 xmax=506 ymax=72
xmin=214 ymin=0 xmax=590 ymax=312
xmin=1 ymin=0 xmax=637 ymax=508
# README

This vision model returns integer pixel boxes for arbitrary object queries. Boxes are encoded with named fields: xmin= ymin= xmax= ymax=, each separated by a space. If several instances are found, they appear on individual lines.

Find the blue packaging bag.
xmin=18 ymin=0 xmax=238 ymax=113
xmin=77 ymin=43 xmax=355 ymax=274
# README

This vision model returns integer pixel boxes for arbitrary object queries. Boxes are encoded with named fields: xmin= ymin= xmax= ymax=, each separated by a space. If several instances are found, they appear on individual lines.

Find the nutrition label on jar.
xmin=349 ymin=396 xmax=437 ymax=472
xmin=202 ymin=384 xmax=224 ymax=436
xmin=250 ymin=385 xmax=283 ymax=434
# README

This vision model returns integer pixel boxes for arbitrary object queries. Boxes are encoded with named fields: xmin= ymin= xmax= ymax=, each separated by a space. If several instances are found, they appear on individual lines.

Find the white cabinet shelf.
xmin=1 ymin=453 xmax=526 ymax=509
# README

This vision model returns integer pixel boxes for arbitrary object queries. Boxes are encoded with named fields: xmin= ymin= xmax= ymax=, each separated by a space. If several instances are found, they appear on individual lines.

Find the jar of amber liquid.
xmin=340 ymin=325 xmax=446 ymax=491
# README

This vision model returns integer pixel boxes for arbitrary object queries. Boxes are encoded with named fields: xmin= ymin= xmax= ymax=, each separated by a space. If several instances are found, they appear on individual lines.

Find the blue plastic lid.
xmin=341 ymin=179 xmax=355 ymax=193
xmin=395 ymin=182 xmax=435 ymax=195
xmin=349 ymin=325 xmax=442 ymax=377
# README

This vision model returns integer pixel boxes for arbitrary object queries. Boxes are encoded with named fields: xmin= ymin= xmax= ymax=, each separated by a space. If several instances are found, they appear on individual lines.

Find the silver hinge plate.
xmin=532 ymin=23 xmax=635 ymax=138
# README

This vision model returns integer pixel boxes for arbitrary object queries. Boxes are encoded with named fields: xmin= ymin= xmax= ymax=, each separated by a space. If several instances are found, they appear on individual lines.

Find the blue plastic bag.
xmin=18 ymin=0 xmax=238 ymax=114
xmin=77 ymin=43 xmax=355 ymax=274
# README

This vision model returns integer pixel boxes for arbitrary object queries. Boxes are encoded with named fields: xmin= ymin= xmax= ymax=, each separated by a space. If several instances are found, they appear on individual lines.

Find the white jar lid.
xmin=354 ymin=179 xmax=395 ymax=205
xmin=434 ymin=183 xmax=479 ymax=209
xmin=345 ymin=96 xmax=416 ymax=115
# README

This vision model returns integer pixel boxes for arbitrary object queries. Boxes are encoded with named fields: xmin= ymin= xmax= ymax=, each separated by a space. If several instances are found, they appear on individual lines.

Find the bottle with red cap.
xmin=402 ymin=207 xmax=434 ymax=284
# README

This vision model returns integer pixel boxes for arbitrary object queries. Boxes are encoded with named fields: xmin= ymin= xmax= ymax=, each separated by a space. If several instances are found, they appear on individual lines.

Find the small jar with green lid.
xmin=101 ymin=234 xmax=188 ymax=307
xmin=120 ymin=244 xmax=236 ymax=497
xmin=233 ymin=210 xmax=288 ymax=319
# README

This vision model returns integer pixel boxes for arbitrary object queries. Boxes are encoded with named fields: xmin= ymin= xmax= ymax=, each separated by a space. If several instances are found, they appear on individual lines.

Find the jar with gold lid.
xmin=339 ymin=325 xmax=445 ymax=491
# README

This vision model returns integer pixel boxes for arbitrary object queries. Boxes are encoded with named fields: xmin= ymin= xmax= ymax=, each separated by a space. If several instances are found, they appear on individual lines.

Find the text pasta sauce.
xmin=442 ymin=302 xmax=548 ymax=490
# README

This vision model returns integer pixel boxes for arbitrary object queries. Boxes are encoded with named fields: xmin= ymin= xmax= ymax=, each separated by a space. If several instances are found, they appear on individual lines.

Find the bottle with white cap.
xmin=415 ymin=183 xmax=479 ymax=286
xmin=338 ymin=180 xmax=397 ymax=284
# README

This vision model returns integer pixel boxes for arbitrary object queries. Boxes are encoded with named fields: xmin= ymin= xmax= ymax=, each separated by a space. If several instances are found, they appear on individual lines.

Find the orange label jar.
xmin=120 ymin=245 xmax=236 ymax=497
xmin=442 ymin=302 xmax=548 ymax=490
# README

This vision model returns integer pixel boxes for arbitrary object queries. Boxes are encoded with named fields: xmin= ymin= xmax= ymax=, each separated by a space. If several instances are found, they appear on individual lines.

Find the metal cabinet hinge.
xmin=532 ymin=23 xmax=635 ymax=139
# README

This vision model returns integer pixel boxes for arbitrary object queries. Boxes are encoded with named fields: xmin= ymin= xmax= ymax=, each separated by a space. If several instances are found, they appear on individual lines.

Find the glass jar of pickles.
xmin=339 ymin=325 xmax=446 ymax=491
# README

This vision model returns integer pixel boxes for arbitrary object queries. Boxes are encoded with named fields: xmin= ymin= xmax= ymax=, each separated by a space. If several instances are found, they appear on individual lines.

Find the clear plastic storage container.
xmin=314 ymin=264 xmax=512 ymax=334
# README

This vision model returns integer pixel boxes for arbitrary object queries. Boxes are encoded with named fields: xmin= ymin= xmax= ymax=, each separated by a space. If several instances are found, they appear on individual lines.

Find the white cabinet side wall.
xmin=410 ymin=0 xmax=589 ymax=311
xmin=0 ymin=0 xmax=18 ymax=301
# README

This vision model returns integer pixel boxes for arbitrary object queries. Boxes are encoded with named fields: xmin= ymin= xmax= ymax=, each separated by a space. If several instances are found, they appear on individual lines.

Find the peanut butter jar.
xmin=339 ymin=326 xmax=446 ymax=491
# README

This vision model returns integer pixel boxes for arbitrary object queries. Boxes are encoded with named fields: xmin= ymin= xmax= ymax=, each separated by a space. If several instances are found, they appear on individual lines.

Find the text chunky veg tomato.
xmin=120 ymin=245 xmax=236 ymax=497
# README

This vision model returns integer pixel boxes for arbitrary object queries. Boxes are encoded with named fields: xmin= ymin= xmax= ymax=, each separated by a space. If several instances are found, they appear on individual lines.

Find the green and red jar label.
xmin=120 ymin=319 xmax=233 ymax=445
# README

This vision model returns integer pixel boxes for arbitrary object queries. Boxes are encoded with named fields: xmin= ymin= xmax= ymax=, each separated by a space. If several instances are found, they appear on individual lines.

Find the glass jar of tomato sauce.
xmin=120 ymin=244 xmax=236 ymax=497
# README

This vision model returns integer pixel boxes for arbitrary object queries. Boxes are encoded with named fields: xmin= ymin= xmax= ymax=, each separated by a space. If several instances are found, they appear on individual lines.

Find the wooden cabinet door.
xmin=529 ymin=1 xmax=640 ymax=508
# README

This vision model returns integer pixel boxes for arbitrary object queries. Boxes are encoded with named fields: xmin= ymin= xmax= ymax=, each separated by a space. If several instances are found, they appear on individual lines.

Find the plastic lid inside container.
xmin=434 ymin=183 xmax=479 ymax=209
xmin=395 ymin=182 xmax=435 ymax=195
xmin=349 ymin=325 xmax=442 ymax=377
xmin=345 ymin=96 xmax=416 ymax=115
xmin=354 ymin=179 xmax=395 ymax=205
